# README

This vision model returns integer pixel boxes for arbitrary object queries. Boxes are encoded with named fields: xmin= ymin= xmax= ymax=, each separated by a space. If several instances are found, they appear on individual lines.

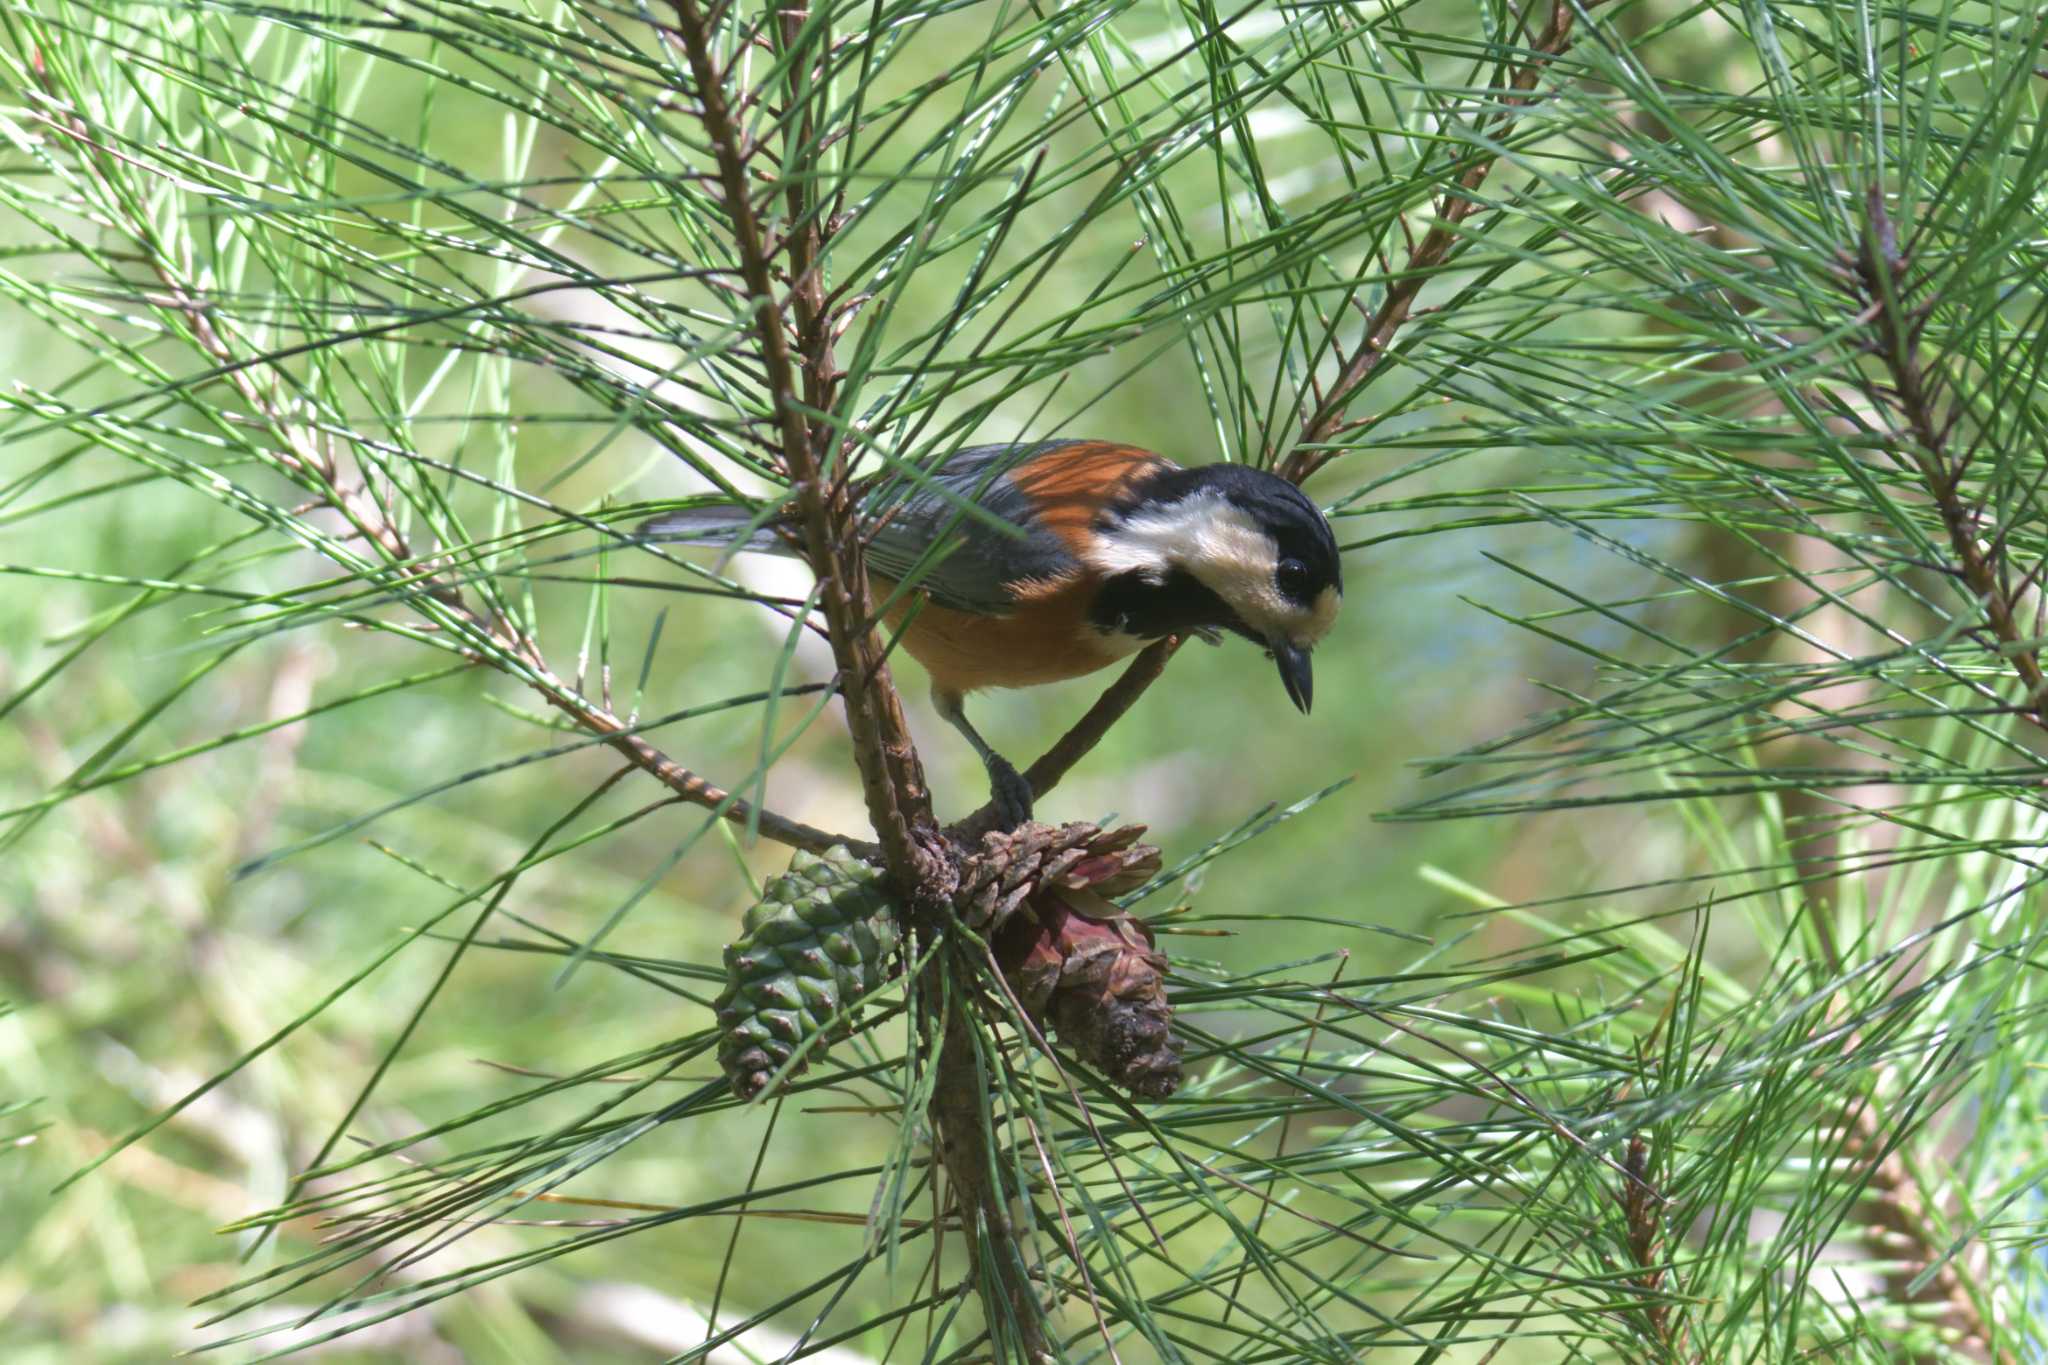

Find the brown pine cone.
xmin=956 ymin=821 xmax=1161 ymax=932
xmin=973 ymin=823 xmax=1181 ymax=1099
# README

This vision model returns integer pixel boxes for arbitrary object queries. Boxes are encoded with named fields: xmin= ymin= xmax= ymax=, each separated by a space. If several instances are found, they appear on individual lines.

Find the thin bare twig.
xmin=949 ymin=638 xmax=1182 ymax=841
xmin=528 ymin=665 xmax=872 ymax=858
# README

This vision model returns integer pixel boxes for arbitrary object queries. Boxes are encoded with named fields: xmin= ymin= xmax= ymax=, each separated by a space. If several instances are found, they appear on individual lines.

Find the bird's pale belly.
xmin=873 ymin=574 xmax=1145 ymax=694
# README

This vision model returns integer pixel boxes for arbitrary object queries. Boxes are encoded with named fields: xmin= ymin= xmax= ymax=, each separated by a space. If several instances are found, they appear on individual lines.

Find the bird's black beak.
xmin=1272 ymin=641 xmax=1313 ymax=714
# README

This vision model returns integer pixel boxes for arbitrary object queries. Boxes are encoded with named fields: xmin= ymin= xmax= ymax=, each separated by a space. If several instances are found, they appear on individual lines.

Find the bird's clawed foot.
xmin=985 ymin=755 xmax=1035 ymax=831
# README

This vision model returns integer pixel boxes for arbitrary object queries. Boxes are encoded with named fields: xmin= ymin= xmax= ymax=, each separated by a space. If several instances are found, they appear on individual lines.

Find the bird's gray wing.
xmin=860 ymin=442 xmax=1082 ymax=614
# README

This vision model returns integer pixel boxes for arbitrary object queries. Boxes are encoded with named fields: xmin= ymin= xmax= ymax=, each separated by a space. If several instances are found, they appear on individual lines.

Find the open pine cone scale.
xmin=972 ymin=823 xmax=1182 ymax=1099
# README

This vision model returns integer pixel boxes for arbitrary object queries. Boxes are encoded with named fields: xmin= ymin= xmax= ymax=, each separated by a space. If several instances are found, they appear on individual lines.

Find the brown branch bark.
xmin=1858 ymin=187 xmax=2048 ymax=736
xmin=670 ymin=0 xmax=945 ymax=894
xmin=672 ymin=6 xmax=1053 ymax=1352
xmin=674 ymin=10 xmax=1051 ymax=1351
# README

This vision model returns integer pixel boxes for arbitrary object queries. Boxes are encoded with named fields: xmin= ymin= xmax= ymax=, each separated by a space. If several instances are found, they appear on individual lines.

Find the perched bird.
xmin=640 ymin=440 xmax=1343 ymax=826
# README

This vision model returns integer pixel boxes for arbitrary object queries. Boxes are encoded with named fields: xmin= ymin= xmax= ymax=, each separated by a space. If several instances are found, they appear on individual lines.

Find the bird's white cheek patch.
xmin=1085 ymin=490 xmax=1251 ymax=579
xmin=1095 ymin=495 xmax=1285 ymax=606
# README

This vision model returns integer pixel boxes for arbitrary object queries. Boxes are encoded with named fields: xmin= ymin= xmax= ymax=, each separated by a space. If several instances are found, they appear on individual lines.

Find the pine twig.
xmin=949 ymin=638 xmax=1182 ymax=841
xmin=527 ymin=666 xmax=872 ymax=858
xmin=668 ymin=0 xmax=945 ymax=893
xmin=1280 ymin=0 xmax=1604 ymax=486
xmin=1856 ymin=187 xmax=2048 ymax=737
xmin=22 ymin=55 xmax=862 ymax=864
xmin=1616 ymin=1133 xmax=1685 ymax=1356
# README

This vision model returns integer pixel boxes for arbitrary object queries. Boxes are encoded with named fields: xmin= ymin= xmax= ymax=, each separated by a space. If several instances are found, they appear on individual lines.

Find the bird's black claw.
xmin=986 ymin=756 xmax=1034 ymax=831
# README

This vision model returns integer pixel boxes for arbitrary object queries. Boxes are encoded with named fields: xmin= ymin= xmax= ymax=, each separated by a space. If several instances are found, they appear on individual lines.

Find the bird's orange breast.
xmin=875 ymin=571 xmax=1143 ymax=694
xmin=868 ymin=442 xmax=1168 ymax=694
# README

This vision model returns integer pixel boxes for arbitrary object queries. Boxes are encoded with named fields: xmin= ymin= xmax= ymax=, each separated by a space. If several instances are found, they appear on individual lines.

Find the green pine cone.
xmin=715 ymin=846 xmax=901 ymax=1100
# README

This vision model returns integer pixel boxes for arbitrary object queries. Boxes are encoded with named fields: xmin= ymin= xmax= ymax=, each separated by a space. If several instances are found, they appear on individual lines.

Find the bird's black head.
xmin=1089 ymin=462 xmax=1343 ymax=713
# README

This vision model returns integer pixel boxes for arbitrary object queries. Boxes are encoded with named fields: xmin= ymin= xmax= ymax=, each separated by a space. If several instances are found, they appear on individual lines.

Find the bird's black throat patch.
xmin=1087 ymin=567 xmax=1246 ymax=642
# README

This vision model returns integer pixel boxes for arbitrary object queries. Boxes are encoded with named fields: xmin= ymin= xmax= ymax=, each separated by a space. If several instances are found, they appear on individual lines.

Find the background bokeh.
xmin=2 ymin=0 xmax=2011 ymax=1359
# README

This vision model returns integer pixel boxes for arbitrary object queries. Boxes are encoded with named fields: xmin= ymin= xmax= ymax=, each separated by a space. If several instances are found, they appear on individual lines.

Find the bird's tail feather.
xmin=636 ymin=500 xmax=789 ymax=556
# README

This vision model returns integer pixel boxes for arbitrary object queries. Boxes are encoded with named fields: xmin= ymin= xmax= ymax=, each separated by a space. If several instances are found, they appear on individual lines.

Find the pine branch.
xmin=21 ymin=50 xmax=863 ymax=862
xmin=665 ymin=6 xmax=1050 ymax=1354
xmin=1857 ymin=187 xmax=2048 ymax=737
xmin=1279 ymin=0 xmax=1607 ymax=486
xmin=668 ymin=0 xmax=944 ymax=893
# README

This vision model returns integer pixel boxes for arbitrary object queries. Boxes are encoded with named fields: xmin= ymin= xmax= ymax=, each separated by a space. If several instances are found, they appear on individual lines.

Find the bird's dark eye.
xmin=1276 ymin=557 xmax=1314 ymax=600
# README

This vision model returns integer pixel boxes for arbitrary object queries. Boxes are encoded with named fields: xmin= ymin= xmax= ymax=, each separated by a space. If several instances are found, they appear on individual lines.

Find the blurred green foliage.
xmin=6 ymin=0 xmax=2048 ymax=1359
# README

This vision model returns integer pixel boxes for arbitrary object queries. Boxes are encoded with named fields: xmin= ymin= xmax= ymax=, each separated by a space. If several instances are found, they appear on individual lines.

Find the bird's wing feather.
xmin=636 ymin=501 xmax=790 ymax=553
xmin=860 ymin=443 xmax=1083 ymax=614
xmin=638 ymin=443 xmax=1120 ymax=615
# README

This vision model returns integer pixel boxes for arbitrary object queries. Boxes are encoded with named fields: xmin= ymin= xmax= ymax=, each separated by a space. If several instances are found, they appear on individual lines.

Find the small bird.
xmin=640 ymin=440 xmax=1343 ymax=826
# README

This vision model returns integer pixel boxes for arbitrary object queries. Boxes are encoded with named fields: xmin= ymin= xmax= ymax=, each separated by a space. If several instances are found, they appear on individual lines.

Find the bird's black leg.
xmin=931 ymin=686 xmax=1033 ymax=830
